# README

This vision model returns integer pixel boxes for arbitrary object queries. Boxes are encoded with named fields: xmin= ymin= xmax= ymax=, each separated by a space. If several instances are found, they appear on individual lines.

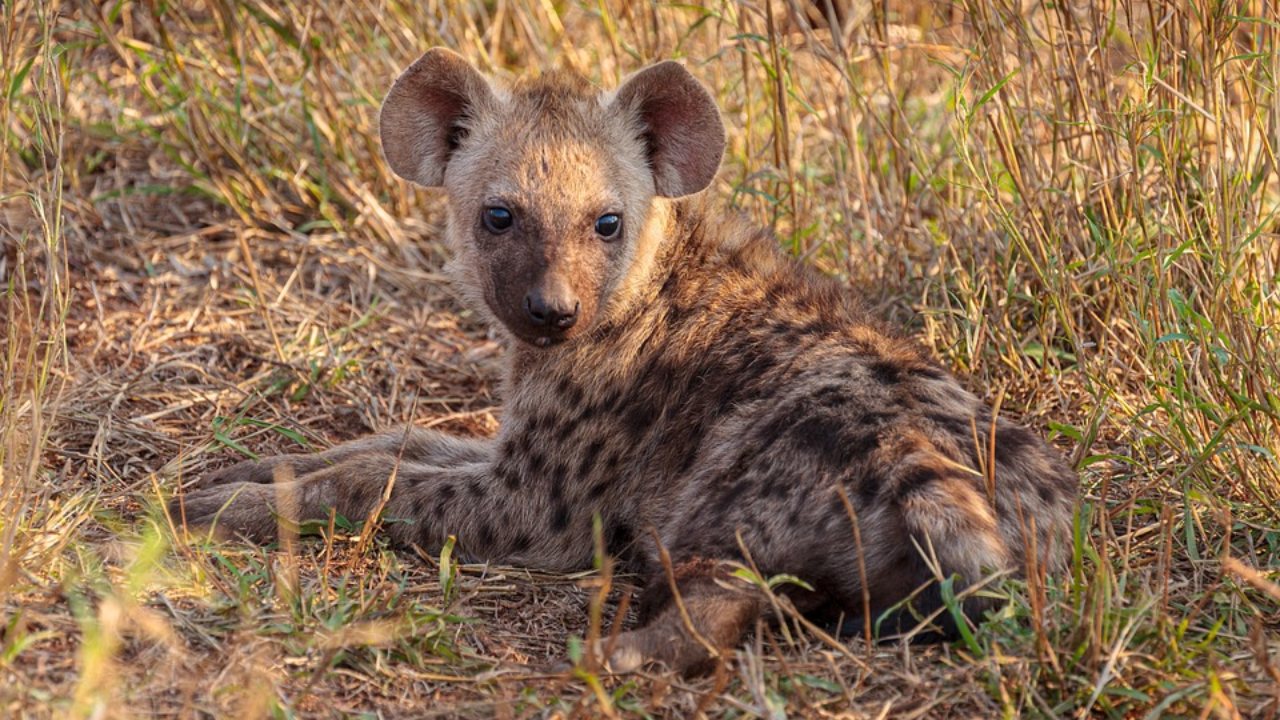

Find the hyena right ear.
xmin=379 ymin=48 xmax=497 ymax=187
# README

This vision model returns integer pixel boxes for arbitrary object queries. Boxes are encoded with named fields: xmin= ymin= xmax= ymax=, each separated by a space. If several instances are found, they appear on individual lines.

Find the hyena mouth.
xmin=525 ymin=331 xmax=571 ymax=348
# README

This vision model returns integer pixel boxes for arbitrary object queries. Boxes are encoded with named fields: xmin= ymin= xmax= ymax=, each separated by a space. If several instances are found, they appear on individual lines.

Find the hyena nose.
xmin=524 ymin=290 xmax=579 ymax=330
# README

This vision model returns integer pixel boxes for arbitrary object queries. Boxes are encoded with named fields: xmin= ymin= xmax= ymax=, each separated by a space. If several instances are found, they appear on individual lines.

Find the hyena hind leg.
xmin=604 ymin=560 xmax=765 ymax=676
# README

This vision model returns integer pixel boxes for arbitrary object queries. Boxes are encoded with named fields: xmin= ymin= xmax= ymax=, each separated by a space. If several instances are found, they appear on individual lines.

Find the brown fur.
xmin=172 ymin=49 xmax=1078 ymax=675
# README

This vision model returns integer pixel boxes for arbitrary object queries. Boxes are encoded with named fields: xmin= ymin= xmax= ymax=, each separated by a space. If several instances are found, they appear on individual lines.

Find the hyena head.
xmin=379 ymin=49 xmax=725 ymax=347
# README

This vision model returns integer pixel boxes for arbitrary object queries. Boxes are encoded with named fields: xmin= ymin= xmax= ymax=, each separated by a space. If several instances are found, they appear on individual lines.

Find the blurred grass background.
xmin=2 ymin=0 xmax=1278 ymax=716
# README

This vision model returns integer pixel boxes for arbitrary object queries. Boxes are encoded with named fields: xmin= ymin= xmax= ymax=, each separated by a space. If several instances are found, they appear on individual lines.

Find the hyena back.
xmin=174 ymin=49 xmax=1078 ymax=675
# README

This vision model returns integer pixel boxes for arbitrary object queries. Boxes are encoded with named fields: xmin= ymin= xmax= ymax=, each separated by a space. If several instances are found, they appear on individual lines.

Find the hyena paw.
xmin=583 ymin=633 xmax=649 ymax=674
xmin=168 ymin=482 xmax=282 ymax=542
xmin=601 ymin=634 xmax=647 ymax=674
xmin=594 ymin=626 xmax=730 ymax=676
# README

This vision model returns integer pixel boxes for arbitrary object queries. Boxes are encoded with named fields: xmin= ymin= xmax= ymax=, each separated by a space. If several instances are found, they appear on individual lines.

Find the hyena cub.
xmin=174 ymin=49 xmax=1077 ymax=674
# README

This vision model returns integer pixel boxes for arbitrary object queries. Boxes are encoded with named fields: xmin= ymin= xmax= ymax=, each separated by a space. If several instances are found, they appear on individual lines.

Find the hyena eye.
xmin=595 ymin=213 xmax=622 ymax=240
xmin=483 ymin=206 xmax=514 ymax=233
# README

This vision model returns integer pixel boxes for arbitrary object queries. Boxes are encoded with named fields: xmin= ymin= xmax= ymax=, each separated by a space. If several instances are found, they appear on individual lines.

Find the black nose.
xmin=525 ymin=290 xmax=579 ymax=330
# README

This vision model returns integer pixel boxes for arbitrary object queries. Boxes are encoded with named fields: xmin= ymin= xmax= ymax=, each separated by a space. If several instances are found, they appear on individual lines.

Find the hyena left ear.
xmin=612 ymin=61 xmax=726 ymax=198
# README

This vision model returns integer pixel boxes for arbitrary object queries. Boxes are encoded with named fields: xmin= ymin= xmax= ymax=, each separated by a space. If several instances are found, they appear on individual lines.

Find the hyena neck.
xmin=503 ymin=195 xmax=779 ymax=394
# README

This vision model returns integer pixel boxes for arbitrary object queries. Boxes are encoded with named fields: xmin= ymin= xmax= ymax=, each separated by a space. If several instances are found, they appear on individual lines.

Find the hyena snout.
xmin=524 ymin=279 xmax=580 ymax=332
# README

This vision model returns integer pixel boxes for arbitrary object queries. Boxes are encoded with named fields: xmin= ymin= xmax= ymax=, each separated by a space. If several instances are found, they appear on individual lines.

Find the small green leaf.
xmin=439 ymin=535 xmax=458 ymax=603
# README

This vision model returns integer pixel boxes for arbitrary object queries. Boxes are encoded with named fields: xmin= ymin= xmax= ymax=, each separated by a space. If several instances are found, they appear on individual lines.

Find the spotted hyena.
xmin=173 ymin=49 xmax=1077 ymax=675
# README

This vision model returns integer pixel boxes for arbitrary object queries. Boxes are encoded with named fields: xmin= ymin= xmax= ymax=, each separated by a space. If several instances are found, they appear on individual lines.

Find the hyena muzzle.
xmin=171 ymin=48 xmax=1078 ymax=675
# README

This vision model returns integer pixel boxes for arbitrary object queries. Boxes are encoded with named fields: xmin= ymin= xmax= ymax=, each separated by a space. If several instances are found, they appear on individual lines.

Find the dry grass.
xmin=2 ymin=0 xmax=1278 ymax=717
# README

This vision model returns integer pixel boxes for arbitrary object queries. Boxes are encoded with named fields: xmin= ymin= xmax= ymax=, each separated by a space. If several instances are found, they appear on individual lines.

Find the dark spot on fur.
xmin=1038 ymin=483 xmax=1056 ymax=504
xmin=799 ymin=317 xmax=838 ymax=336
xmin=758 ymin=475 xmax=777 ymax=497
xmin=845 ymin=430 xmax=881 ymax=457
xmin=869 ymin=360 xmax=902 ymax=385
xmin=856 ymin=469 xmax=884 ymax=503
xmin=588 ymin=478 xmax=609 ymax=500
xmin=790 ymin=415 xmax=844 ymax=460
xmin=994 ymin=425 xmax=1039 ymax=465
xmin=477 ymin=523 xmax=495 ymax=548
xmin=605 ymin=521 xmax=635 ymax=556
xmin=667 ymin=302 xmax=693 ymax=327
xmin=558 ymin=412 xmax=581 ymax=436
xmin=794 ymin=481 xmax=814 ymax=507
xmin=911 ymin=365 xmax=948 ymax=380
xmin=660 ymin=273 xmax=679 ymax=297
xmin=412 ymin=494 xmax=430 ymax=518
xmin=812 ymin=384 xmax=852 ymax=409
xmin=787 ymin=504 xmax=804 ymax=526
xmin=717 ymin=478 xmax=751 ymax=513
xmin=623 ymin=399 xmax=660 ymax=440
xmin=676 ymin=443 xmax=700 ymax=475
xmin=860 ymin=411 xmax=893 ymax=426
xmin=511 ymin=533 xmax=532 ymax=553
xmin=438 ymin=484 xmax=456 ymax=502
xmin=754 ymin=524 xmax=773 ymax=547
xmin=515 ymin=433 xmax=533 ymax=456
xmin=762 ymin=476 xmax=791 ymax=499
xmin=467 ymin=480 xmax=485 ymax=498
xmin=556 ymin=377 xmax=585 ymax=407
xmin=579 ymin=439 xmax=605 ymax=479
xmin=891 ymin=465 xmax=943 ymax=502
xmin=524 ymin=413 xmax=544 ymax=434
xmin=713 ymin=378 xmax=740 ymax=415
xmin=551 ymin=503 xmax=572 ymax=532
xmin=526 ymin=450 xmax=546 ymax=477
xmin=789 ymin=415 xmax=880 ymax=467
xmin=576 ymin=401 xmax=602 ymax=425
xmin=596 ymin=389 xmax=623 ymax=416
xmin=732 ymin=349 xmax=780 ymax=396
xmin=756 ymin=401 xmax=808 ymax=449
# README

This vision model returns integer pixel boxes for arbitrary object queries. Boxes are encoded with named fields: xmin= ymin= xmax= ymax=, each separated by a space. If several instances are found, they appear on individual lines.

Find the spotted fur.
xmin=173 ymin=49 xmax=1078 ymax=675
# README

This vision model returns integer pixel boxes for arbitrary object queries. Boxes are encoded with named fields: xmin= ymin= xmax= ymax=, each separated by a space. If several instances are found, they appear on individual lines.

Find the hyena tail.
xmin=859 ymin=458 xmax=1012 ymax=641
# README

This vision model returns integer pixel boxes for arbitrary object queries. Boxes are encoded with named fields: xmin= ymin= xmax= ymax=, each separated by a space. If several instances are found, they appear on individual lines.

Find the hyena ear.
xmin=379 ymin=48 xmax=497 ymax=187
xmin=612 ymin=61 xmax=726 ymax=198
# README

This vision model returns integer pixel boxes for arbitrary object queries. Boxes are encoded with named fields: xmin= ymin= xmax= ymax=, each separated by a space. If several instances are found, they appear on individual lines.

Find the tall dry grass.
xmin=1 ymin=0 xmax=1278 ymax=717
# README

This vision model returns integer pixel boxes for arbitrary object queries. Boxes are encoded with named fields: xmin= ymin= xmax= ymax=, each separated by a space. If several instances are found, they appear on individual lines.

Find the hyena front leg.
xmin=171 ymin=439 xmax=593 ymax=570
xmin=194 ymin=427 xmax=491 ymax=487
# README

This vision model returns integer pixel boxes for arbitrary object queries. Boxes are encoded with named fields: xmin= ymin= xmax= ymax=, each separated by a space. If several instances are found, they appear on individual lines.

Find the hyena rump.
xmin=174 ymin=49 xmax=1078 ymax=674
